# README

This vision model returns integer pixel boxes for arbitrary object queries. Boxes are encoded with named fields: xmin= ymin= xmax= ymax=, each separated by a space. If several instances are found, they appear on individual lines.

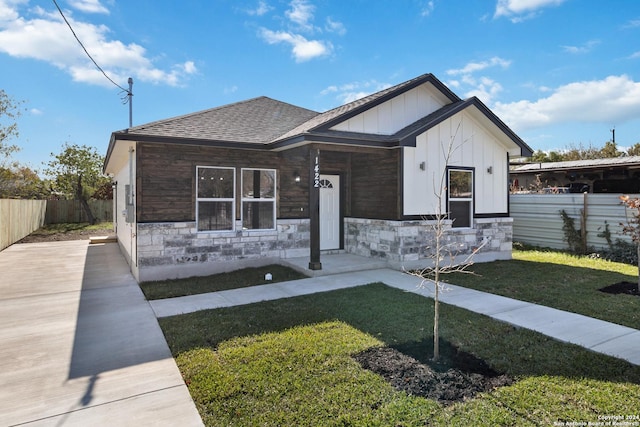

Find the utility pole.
xmin=128 ymin=77 xmax=133 ymax=128
xmin=611 ymin=127 xmax=615 ymax=144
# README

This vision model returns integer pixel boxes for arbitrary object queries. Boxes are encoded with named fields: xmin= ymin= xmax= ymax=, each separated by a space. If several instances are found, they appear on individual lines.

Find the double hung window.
xmin=196 ymin=166 xmax=235 ymax=231
xmin=448 ymin=168 xmax=473 ymax=228
xmin=241 ymin=168 xmax=276 ymax=230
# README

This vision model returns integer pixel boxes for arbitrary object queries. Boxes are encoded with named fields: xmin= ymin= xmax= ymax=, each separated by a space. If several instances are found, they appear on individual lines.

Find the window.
xmin=196 ymin=166 xmax=235 ymax=231
xmin=448 ymin=168 xmax=473 ymax=228
xmin=242 ymin=168 xmax=276 ymax=230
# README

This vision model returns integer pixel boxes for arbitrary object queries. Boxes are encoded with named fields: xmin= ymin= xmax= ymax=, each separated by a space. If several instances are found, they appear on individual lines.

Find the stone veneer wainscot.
xmin=344 ymin=217 xmax=513 ymax=269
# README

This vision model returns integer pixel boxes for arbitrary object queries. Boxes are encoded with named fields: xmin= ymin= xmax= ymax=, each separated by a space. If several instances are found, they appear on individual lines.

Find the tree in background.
xmin=0 ymin=165 xmax=49 ymax=199
xmin=619 ymin=195 xmax=640 ymax=293
xmin=531 ymin=140 xmax=629 ymax=162
xmin=627 ymin=143 xmax=640 ymax=157
xmin=562 ymin=142 xmax=602 ymax=161
xmin=44 ymin=143 xmax=110 ymax=224
xmin=0 ymin=90 xmax=24 ymax=162
xmin=599 ymin=141 xmax=623 ymax=158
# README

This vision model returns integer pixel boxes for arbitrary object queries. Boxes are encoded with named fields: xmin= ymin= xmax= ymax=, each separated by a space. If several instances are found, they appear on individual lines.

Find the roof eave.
xmin=269 ymin=132 xmax=400 ymax=151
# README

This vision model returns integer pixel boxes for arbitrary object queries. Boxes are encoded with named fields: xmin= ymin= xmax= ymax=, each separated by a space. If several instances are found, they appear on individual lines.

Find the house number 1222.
xmin=314 ymin=156 xmax=320 ymax=188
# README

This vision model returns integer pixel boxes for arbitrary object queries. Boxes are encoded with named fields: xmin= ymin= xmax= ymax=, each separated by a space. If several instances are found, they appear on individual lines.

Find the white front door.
xmin=319 ymin=174 xmax=340 ymax=250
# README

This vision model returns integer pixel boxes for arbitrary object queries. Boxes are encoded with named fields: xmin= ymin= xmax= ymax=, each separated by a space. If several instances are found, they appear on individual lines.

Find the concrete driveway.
xmin=0 ymin=240 xmax=202 ymax=426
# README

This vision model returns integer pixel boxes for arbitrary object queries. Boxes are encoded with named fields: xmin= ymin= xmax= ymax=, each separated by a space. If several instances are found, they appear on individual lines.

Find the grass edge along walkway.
xmin=161 ymin=283 xmax=640 ymax=427
xmin=151 ymin=267 xmax=640 ymax=366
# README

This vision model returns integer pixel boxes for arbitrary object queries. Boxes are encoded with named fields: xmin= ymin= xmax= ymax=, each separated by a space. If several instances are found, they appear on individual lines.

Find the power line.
xmin=52 ymin=0 xmax=131 ymax=97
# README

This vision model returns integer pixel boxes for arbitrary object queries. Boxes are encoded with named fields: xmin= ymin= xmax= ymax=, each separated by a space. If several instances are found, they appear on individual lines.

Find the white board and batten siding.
xmin=330 ymin=83 xmax=450 ymax=135
xmin=403 ymin=112 xmax=509 ymax=216
xmin=510 ymin=193 xmax=639 ymax=250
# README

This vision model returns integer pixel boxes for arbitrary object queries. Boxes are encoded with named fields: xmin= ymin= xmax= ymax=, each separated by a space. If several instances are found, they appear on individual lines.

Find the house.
xmin=510 ymin=156 xmax=640 ymax=194
xmin=103 ymin=73 xmax=533 ymax=282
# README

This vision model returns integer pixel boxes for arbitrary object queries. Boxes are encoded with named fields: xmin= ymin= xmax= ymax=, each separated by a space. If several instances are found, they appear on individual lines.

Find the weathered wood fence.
xmin=1 ymin=199 xmax=113 ymax=251
xmin=45 ymin=200 xmax=113 ymax=224
xmin=0 ymin=199 xmax=47 ymax=251
xmin=510 ymin=193 xmax=639 ymax=250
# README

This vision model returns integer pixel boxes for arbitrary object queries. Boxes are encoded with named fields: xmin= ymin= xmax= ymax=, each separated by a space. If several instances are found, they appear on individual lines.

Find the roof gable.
xmin=274 ymin=73 xmax=460 ymax=141
xmin=118 ymin=97 xmax=319 ymax=144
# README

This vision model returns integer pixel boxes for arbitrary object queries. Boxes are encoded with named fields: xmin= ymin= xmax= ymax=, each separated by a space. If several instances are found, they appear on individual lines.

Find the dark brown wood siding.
xmin=137 ymin=143 xmax=279 ymax=222
xmin=277 ymin=146 xmax=310 ymax=219
xmin=136 ymin=142 xmax=402 ymax=223
xmin=351 ymin=149 xmax=401 ymax=219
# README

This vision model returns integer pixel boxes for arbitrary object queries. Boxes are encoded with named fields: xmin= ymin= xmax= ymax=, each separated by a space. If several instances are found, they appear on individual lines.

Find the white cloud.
xmin=0 ymin=0 xmax=26 ymax=21
xmin=286 ymin=0 xmax=315 ymax=32
xmin=258 ymin=1 xmax=339 ymax=63
xmin=321 ymin=80 xmax=392 ymax=105
xmin=259 ymin=28 xmax=331 ymax=62
xmin=30 ymin=108 xmax=43 ymax=115
xmin=622 ymin=18 xmax=640 ymax=29
xmin=446 ymin=56 xmax=511 ymax=75
xmin=420 ymin=1 xmax=435 ymax=17
xmin=0 ymin=2 xmax=196 ymax=87
xmin=246 ymin=1 xmax=272 ymax=16
xmin=464 ymin=76 xmax=503 ymax=105
xmin=182 ymin=60 xmax=197 ymax=74
xmin=445 ymin=57 xmax=511 ymax=104
xmin=493 ymin=75 xmax=640 ymax=131
xmin=494 ymin=0 xmax=566 ymax=22
xmin=68 ymin=0 xmax=109 ymax=14
xmin=325 ymin=17 xmax=346 ymax=35
xmin=561 ymin=40 xmax=600 ymax=54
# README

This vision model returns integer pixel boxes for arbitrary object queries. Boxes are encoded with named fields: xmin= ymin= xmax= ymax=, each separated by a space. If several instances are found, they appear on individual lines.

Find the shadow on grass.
xmin=159 ymin=282 xmax=640 ymax=385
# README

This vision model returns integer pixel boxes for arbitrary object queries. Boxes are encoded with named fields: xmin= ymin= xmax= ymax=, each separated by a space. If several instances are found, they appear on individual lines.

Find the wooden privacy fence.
xmin=510 ymin=193 xmax=639 ymax=250
xmin=0 ymin=199 xmax=47 ymax=251
xmin=45 ymin=200 xmax=113 ymax=224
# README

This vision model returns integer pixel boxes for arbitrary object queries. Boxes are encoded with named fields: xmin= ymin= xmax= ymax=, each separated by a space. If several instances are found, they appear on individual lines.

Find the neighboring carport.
xmin=0 ymin=240 xmax=202 ymax=426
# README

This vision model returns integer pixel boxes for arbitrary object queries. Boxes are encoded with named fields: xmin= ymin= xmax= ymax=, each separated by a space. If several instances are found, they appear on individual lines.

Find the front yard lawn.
xmin=160 ymin=283 xmax=640 ymax=426
xmin=139 ymin=264 xmax=308 ymax=299
xmin=447 ymin=248 xmax=640 ymax=329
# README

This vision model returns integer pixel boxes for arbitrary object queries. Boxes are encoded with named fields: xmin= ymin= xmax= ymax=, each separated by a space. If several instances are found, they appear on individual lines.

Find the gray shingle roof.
xmin=120 ymin=96 xmax=319 ymax=144
xmin=107 ymin=72 xmax=531 ymax=158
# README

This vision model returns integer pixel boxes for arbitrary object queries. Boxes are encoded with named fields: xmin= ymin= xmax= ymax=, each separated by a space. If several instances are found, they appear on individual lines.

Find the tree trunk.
xmin=76 ymin=173 xmax=96 ymax=225
xmin=433 ymin=277 xmax=440 ymax=362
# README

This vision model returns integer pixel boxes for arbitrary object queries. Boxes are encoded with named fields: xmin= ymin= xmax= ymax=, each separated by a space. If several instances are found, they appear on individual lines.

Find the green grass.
xmin=140 ymin=264 xmax=308 ymax=300
xmin=445 ymin=249 xmax=640 ymax=329
xmin=161 ymin=283 xmax=640 ymax=426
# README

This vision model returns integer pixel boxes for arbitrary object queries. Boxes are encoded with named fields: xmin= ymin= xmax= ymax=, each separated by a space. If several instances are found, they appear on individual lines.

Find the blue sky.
xmin=2 ymin=0 xmax=640 ymax=171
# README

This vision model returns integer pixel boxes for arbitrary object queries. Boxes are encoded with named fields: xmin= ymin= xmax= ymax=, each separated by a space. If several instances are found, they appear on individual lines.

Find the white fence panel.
xmin=510 ymin=194 xmax=638 ymax=250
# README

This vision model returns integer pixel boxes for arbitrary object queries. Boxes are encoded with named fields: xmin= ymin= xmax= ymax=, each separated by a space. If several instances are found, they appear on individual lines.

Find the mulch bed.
xmin=599 ymin=281 xmax=640 ymax=297
xmin=353 ymin=346 xmax=513 ymax=405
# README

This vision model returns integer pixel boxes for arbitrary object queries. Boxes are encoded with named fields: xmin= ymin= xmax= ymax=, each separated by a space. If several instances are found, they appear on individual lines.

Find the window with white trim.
xmin=196 ymin=166 xmax=235 ymax=232
xmin=241 ymin=168 xmax=276 ymax=230
xmin=448 ymin=168 xmax=473 ymax=228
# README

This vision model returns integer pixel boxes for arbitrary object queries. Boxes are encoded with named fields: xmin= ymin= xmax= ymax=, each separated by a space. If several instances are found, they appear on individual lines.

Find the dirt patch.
xmin=599 ymin=281 xmax=640 ymax=297
xmin=16 ymin=226 xmax=114 ymax=243
xmin=353 ymin=346 xmax=513 ymax=405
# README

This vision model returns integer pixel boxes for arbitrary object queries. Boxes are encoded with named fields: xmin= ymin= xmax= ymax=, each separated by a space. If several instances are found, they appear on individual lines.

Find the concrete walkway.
xmin=0 ymin=241 xmax=203 ymax=427
xmin=151 ymin=260 xmax=640 ymax=367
